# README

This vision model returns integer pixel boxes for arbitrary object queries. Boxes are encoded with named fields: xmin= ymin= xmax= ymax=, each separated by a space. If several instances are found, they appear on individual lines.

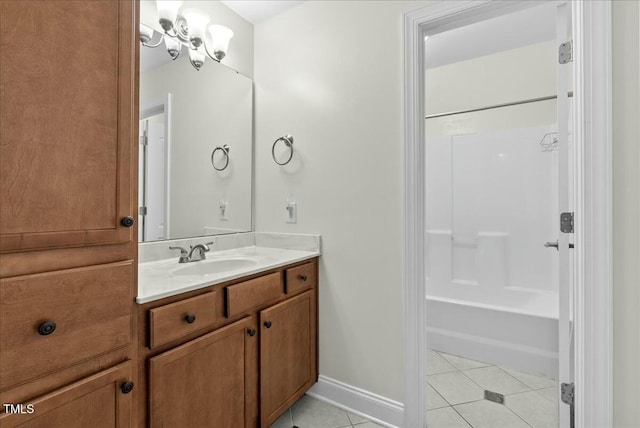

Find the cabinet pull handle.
xmin=121 ymin=381 xmax=134 ymax=394
xmin=121 ymin=216 xmax=135 ymax=227
xmin=264 ymin=321 xmax=272 ymax=329
xmin=38 ymin=321 xmax=56 ymax=336
xmin=299 ymin=274 xmax=308 ymax=281
xmin=185 ymin=314 xmax=196 ymax=324
xmin=247 ymin=328 xmax=256 ymax=337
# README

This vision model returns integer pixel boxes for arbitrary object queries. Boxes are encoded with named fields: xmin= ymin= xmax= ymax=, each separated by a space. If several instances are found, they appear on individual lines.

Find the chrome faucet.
xmin=169 ymin=241 xmax=214 ymax=263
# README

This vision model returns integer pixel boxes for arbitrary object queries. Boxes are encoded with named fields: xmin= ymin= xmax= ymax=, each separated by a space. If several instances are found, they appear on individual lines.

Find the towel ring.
xmin=272 ymin=135 xmax=294 ymax=165
xmin=211 ymin=145 xmax=230 ymax=171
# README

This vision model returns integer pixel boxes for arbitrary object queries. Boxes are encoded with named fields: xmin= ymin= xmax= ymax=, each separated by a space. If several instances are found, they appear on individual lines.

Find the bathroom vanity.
xmin=136 ymin=244 xmax=319 ymax=427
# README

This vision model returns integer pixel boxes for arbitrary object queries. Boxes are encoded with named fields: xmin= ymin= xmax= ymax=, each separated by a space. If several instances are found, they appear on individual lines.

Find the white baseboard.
xmin=306 ymin=375 xmax=404 ymax=428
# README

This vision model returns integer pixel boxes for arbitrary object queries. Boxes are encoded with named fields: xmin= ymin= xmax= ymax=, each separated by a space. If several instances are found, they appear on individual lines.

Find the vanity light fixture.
xmin=140 ymin=1 xmax=234 ymax=70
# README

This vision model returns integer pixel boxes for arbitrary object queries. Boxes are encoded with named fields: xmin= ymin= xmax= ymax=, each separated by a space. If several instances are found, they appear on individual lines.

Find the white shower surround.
xmin=425 ymin=125 xmax=560 ymax=378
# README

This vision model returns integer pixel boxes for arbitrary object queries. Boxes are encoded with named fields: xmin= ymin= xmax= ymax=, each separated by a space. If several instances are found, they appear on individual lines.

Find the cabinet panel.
xmin=260 ymin=290 xmax=316 ymax=425
xmin=0 ymin=0 xmax=136 ymax=252
xmin=225 ymin=272 xmax=283 ymax=317
xmin=149 ymin=291 xmax=217 ymax=349
xmin=149 ymin=317 xmax=256 ymax=427
xmin=285 ymin=261 xmax=317 ymax=296
xmin=0 ymin=261 xmax=133 ymax=389
xmin=0 ymin=361 xmax=133 ymax=428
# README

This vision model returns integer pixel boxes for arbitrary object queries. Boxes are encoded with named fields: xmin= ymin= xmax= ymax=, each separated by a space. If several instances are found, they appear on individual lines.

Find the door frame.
xmin=402 ymin=1 xmax=612 ymax=427
xmin=140 ymin=93 xmax=172 ymax=241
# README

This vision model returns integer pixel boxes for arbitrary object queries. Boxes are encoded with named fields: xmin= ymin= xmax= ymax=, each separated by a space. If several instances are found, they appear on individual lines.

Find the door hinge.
xmin=139 ymin=135 xmax=148 ymax=146
xmin=561 ymin=382 xmax=575 ymax=428
xmin=559 ymin=41 xmax=573 ymax=64
xmin=561 ymin=382 xmax=574 ymax=405
xmin=561 ymin=212 xmax=574 ymax=233
xmin=139 ymin=206 xmax=147 ymax=216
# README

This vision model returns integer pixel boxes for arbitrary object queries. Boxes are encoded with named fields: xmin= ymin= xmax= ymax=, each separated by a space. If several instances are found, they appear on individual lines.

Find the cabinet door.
xmin=0 ymin=361 xmax=133 ymax=428
xmin=0 ymin=0 xmax=137 ymax=252
xmin=260 ymin=290 xmax=317 ymax=426
xmin=149 ymin=317 xmax=258 ymax=428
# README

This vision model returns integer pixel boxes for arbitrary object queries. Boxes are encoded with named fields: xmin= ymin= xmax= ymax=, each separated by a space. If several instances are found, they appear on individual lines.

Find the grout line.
xmin=449 ymin=405 xmax=474 ymax=428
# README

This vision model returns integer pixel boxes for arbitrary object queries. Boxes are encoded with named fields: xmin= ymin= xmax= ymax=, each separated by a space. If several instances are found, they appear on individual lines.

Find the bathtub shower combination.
xmin=425 ymin=125 xmax=560 ymax=379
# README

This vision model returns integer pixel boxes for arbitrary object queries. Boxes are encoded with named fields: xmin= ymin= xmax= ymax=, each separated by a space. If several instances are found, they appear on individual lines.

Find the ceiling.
xmin=220 ymin=1 xmax=303 ymax=24
xmin=426 ymin=3 xmax=557 ymax=69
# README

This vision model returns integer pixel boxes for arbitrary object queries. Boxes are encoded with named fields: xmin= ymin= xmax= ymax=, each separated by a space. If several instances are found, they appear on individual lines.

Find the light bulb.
xmin=207 ymin=25 xmax=233 ymax=61
xmin=189 ymin=48 xmax=205 ymax=70
xmin=164 ymin=37 xmax=182 ymax=60
xmin=140 ymin=23 xmax=155 ymax=44
xmin=156 ymin=1 xmax=183 ymax=33
xmin=181 ymin=8 xmax=210 ymax=48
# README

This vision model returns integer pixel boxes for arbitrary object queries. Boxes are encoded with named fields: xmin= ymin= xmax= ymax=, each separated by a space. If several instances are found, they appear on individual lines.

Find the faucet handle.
xmin=169 ymin=246 xmax=188 ymax=255
xmin=204 ymin=241 xmax=214 ymax=250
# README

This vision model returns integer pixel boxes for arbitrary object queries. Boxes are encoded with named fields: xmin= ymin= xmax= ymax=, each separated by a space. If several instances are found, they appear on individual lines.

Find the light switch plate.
xmin=286 ymin=201 xmax=297 ymax=224
xmin=219 ymin=200 xmax=228 ymax=221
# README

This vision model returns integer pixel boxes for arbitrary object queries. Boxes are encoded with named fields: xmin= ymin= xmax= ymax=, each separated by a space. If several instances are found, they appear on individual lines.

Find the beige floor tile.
xmin=428 ymin=371 xmax=485 ymax=405
xmin=347 ymin=411 xmax=369 ymax=424
xmin=506 ymin=390 xmax=558 ymax=428
xmin=537 ymin=386 xmax=559 ymax=405
xmin=426 ymin=407 xmax=472 ymax=428
xmin=462 ymin=366 xmax=530 ymax=395
xmin=454 ymin=400 xmax=530 ymax=428
xmin=427 ymin=349 xmax=458 ymax=375
xmin=291 ymin=395 xmax=351 ymax=428
xmin=428 ymin=383 xmax=450 ymax=410
xmin=438 ymin=352 xmax=491 ymax=370
xmin=503 ymin=368 xmax=557 ymax=390
xmin=270 ymin=409 xmax=292 ymax=428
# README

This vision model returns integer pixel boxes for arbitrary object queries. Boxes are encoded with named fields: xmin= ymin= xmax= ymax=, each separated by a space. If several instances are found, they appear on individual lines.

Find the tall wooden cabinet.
xmin=0 ymin=1 xmax=139 ymax=426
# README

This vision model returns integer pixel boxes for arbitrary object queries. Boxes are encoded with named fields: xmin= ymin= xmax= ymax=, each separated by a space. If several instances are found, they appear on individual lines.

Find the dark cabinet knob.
xmin=299 ymin=274 xmax=308 ymax=282
xmin=38 ymin=321 xmax=56 ymax=336
xmin=247 ymin=328 xmax=256 ymax=337
xmin=121 ymin=381 xmax=134 ymax=394
xmin=264 ymin=321 xmax=272 ymax=329
xmin=185 ymin=314 xmax=196 ymax=324
xmin=121 ymin=216 xmax=135 ymax=227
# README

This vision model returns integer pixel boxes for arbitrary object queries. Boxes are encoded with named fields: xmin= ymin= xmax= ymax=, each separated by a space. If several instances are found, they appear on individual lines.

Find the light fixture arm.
xmin=141 ymin=37 xmax=164 ymax=48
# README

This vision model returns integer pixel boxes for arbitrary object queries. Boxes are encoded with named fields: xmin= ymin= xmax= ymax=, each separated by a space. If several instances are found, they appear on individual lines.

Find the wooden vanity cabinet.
xmin=260 ymin=290 xmax=316 ymax=427
xmin=149 ymin=317 xmax=258 ymax=428
xmin=0 ymin=0 xmax=139 ymax=426
xmin=138 ymin=258 xmax=318 ymax=427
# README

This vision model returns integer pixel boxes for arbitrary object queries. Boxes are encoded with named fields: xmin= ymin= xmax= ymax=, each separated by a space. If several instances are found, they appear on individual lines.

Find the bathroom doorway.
xmin=139 ymin=102 xmax=170 ymax=242
xmin=423 ymin=3 xmax=570 ymax=427
xmin=403 ymin=1 xmax=613 ymax=427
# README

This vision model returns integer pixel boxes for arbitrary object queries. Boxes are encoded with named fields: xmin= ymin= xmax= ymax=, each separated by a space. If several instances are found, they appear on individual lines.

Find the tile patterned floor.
xmin=270 ymin=351 xmax=558 ymax=428
xmin=269 ymin=395 xmax=384 ymax=428
xmin=427 ymin=350 xmax=558 ymax=428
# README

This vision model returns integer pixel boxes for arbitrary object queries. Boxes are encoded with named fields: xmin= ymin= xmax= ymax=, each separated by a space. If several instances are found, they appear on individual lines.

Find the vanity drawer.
xmin=149 ymin=291 xmax=217 ymax=349
xmin=225 ymin=272 xmax=283 ymax=318
xmin=285 ymin=262 xmax=317 ymax=295
xmin=0 ymin=261 xmax=133 ymax=390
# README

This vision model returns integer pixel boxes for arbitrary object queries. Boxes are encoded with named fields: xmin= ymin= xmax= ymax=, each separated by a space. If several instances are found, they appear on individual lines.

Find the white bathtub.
xmin=426 ymin=286 xmax=559 ymax=379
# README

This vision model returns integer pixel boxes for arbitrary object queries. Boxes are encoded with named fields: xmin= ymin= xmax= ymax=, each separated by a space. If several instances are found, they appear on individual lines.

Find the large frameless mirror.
xmin=138 ymin=2 xmax=253 ymax=243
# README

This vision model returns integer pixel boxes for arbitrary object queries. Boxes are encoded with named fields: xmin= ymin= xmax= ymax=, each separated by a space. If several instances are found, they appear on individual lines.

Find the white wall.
xmin=140 ymin=57 xmax=253 ymax=240
xmin=254 ymin=0 xmax=430 ymax=402
xmin=612 ymin=1 xmax=640 ymax=426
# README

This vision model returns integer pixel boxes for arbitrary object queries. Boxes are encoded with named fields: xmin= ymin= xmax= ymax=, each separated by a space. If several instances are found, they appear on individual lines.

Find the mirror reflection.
xmin=138 ymin=21 xmax=252 ymax=243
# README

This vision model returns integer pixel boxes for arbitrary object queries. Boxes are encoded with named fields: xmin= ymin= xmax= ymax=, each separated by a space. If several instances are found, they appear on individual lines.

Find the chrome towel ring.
xmin=211 ymin=145 xmax=230 ymax=171
xmin=272 ymin=135 xmax=294 ymax=165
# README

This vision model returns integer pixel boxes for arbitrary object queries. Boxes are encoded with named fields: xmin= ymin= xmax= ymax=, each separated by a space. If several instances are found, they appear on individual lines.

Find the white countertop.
xmin=137 ymin=246 xmax=320 ymax=304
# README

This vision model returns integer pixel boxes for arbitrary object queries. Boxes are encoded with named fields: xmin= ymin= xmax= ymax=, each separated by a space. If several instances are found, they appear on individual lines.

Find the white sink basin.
xmin=172 ymin=258 xmax=257 ymax=276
